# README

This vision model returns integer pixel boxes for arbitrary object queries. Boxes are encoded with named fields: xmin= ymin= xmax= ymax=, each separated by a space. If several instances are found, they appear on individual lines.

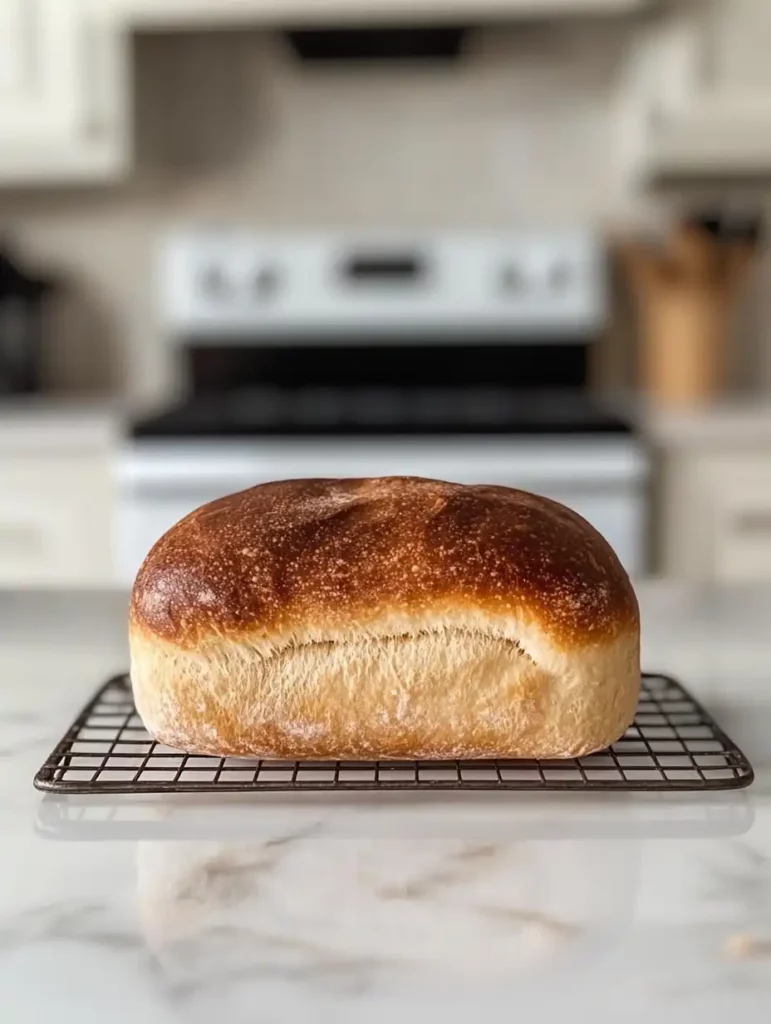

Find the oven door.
xmin=116 ymin=436 xmax=648 ymax=583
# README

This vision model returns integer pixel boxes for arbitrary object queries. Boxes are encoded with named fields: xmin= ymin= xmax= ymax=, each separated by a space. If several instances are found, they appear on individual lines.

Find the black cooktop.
xmin=131 ymin=387 xmax=633 ymax=439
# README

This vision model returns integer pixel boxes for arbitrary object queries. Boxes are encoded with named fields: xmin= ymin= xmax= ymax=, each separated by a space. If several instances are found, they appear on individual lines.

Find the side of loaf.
xmin=129 ymin=476 xmax=640 ymax=760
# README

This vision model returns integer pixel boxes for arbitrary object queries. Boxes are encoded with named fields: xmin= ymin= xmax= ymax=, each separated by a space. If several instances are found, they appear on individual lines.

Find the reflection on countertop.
xmin=135 ymin=834 xmax=630 ymax=1007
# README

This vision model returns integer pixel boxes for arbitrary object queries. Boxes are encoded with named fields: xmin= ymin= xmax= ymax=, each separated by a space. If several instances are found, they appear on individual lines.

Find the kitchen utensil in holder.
xmin=620 ymin=217 xmax=760 ymax=410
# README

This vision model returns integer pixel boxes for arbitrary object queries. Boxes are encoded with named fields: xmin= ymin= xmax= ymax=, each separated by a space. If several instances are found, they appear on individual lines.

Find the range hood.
xmin=122 ymin=0 xmax=651 ymax=31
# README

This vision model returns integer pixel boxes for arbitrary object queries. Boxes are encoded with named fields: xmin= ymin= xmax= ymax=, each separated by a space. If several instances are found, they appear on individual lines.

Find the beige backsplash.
xmin=0 ymin=24 xmax=769 ymax=404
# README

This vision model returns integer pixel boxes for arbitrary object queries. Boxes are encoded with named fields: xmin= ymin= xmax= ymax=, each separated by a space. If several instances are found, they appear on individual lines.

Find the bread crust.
xmin=129 ymin=477 xmax=640 ymax=759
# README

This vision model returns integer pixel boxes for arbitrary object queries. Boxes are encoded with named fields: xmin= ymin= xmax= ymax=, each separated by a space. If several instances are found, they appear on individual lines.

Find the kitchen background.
xmin=4 ymin=0 xmax=771 ymax=592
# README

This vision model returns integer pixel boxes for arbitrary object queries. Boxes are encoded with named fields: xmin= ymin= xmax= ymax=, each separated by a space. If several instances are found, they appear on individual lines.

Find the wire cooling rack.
xmin=35 ymin=672 xmax=753 ymax=794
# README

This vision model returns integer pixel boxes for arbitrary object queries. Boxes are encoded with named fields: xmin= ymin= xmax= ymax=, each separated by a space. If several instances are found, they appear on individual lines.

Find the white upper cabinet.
xmin=0 ymin=0 xmax=128 ymax=184
xmin=646 ymin=0 xmax=771 ymax=174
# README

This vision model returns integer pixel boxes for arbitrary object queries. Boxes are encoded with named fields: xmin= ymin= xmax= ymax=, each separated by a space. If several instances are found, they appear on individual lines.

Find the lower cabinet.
xmin=0 ymin=454 xmax=116 ymax=588
xmin=661 ymin=447 xmax=771 ymax=582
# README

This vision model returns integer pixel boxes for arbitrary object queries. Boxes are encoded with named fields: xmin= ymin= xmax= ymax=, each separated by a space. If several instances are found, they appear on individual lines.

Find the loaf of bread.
xmin=129 ymin=476 xmax=640 ymax=760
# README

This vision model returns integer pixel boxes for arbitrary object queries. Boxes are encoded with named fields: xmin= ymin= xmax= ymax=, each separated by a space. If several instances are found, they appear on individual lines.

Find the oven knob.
xmin=499 ymin=263 xmax=527 ymax=295
xmin=199 ymin=265 xmax=230 ymax=300
xmin=252 ymin=265 xmax=281 ymax=300
xmin=548 ymin=261 xmax=573 ymax=291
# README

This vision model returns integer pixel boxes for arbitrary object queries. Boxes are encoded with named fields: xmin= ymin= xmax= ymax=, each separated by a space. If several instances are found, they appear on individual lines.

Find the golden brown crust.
xmin=130 ymin=476 xmax=638 ymax=653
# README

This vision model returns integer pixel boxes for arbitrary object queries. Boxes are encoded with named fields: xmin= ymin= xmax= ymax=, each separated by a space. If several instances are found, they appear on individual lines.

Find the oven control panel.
xmin=160 ymin=228 xmax=606 ymax=341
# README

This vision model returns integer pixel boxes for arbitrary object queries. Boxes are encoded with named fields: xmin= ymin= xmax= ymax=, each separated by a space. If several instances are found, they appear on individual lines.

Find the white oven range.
xmin=117 ymin=229 xmax=647 ymax=582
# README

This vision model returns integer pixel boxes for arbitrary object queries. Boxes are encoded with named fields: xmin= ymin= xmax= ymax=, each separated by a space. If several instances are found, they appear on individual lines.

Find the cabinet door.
xmin=0 ymin=0 xmax=82 ymax=140
xmin=0 ymin=0 xmax=128 ymax=182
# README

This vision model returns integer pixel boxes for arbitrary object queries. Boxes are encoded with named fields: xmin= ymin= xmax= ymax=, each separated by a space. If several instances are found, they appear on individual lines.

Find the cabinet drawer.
xmin=0 ymin=458 xmax=114 ymax=587
xmin=0 ymin=494 xmax=84 ymax=585
xmin=715 ymin=492 xmax=771 ymax=582
xmin=702 ymin=455 xmax=771 ymax=582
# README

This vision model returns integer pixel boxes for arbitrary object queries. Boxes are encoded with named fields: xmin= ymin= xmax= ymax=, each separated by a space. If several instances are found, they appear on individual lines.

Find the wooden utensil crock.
xmin=620 ymin=224 xmax=757 ymax=410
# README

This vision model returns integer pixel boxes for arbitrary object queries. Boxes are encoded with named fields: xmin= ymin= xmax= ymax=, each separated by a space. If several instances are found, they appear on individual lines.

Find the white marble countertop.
xmin=2 ymin=583 xmax=770 ymax=1024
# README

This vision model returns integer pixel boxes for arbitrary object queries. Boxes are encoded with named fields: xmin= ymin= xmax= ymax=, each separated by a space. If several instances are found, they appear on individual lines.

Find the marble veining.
xmin=0 ymin=899 xmax=143 ymax=953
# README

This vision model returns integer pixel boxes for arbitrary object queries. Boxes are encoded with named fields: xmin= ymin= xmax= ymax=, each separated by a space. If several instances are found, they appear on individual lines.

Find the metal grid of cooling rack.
xmin=34 ymin=673 xmax=754 ymax=794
